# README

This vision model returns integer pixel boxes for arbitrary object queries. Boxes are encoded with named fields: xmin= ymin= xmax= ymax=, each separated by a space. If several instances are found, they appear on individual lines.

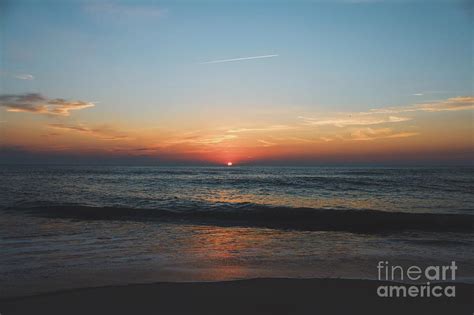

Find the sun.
xmin=227 ymin=162 xmax=233 ymax=166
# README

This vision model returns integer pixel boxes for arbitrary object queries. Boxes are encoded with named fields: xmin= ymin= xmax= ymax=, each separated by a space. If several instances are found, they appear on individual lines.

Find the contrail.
xmin=200 ymin=54 xmax=278 ymax=64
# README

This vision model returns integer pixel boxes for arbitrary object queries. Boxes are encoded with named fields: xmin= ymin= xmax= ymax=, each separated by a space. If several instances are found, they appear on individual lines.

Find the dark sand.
xmin=1 ymin=278 xmax=472 ymax=315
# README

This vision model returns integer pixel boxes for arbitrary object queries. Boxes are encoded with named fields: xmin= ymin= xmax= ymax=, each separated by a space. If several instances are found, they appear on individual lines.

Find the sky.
xmin=0 ymin=0 xmax=473 ymax=165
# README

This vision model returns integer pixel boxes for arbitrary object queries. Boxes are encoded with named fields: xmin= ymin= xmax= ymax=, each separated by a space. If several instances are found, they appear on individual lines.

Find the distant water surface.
xmin=1 ymin=165 xmax=473 ymax=213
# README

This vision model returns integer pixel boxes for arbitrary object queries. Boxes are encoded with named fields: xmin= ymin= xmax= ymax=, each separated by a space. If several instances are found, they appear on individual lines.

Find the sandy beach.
xmin=1 ymin=278 xmax=472 ymax=315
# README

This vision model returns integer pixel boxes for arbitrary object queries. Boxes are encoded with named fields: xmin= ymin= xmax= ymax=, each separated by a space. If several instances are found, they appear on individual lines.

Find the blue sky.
xmin=2 ymin=0 xmax=472 ymax=110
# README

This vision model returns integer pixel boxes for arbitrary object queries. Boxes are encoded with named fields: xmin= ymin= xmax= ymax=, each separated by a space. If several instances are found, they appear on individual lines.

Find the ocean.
xmin=1 ymin=165 xmax=473 ymax=297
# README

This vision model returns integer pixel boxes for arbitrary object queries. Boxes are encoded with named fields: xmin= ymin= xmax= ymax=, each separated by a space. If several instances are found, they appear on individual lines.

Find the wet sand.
xmin=1 ymin=278 xmax=472 ymax=315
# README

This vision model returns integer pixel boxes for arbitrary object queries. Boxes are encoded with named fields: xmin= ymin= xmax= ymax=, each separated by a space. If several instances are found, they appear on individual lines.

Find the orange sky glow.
xmin=1 ymin=96 xmax=472 ymax=165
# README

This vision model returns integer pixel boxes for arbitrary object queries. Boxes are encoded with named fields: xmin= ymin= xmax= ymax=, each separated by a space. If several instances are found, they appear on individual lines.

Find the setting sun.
xmin=227 ymin=162 xmax=233 ymax=166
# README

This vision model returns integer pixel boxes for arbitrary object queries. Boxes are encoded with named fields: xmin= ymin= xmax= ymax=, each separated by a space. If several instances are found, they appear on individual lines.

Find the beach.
xmin=1 ymin=278 xmax=473 ymax=315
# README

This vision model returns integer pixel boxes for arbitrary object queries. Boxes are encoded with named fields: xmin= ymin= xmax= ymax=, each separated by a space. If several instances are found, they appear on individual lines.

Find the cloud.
xmin=299 ymin=115 xmax=411 ymax=127
xmin=350 ymin=128 xmax=419 ymax=141
xmin=320 ymin=137 xmax=334 ymax=142
xmin=195 ymin=134 xmax=237 ymax=144
xmin=40 ymin=132 xmax=61 ymax=137
xmin=48 ymin=123 xmax=129 ymax=141
xmin=226 ymin=125 xmax=293 ymax=133
xmin=162 ymin=134 xmax=237 ymax=146
xmin=133 ymin=146 xmax=162 ymax=152
xmin=14 ymin=74 xmax=34 ymax=80
xmin=412 ymin=90 xmax=460 ymax=96
xmin=371 ymin=96 xmax=474 ymax=114
xmin=200 ymin=54 xmax=278 ymax=64
xmin=0 ymin=71 xmax=34 ymax=80
xmin=269 ymin=136 xmax=320 ymax=144
xmin=0 ymin=93 xmax=95 ymax=116
xmin=257 ymin=139 xmax=277 ymax=147
xmin=299 ymin=96 xmax=473 ymax=128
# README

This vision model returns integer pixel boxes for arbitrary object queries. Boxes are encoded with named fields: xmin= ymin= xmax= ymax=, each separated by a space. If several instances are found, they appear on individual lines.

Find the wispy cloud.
xmin=48 ymin=123 xmax=129 ymax=141
xmin=40 ymin=132 xmax=61 ymax=138
xmin=194 ymin=134 xmax=237 ymax=144
xmin=162 ymin=133 xmax=237 ymax=146
xmin=0 ymin=93 xmax=95 ymax=116
xmin=257 ymin=139 xmax=277 ymax=147
xmin=299 ymin=96 xmax=473 ymax=128
xmin=320 ymin=136 xmax=334 ymax=142
xmin=226 ymin=125 xmax=293 ymax=133
xmin=270 ymin=136 xmax=320 ymax=144
xmin=370 ymin=96 xmax=474 ymax=114
xmin=14 ymin=74 xmax=34 ymax=80
xmin=0 ymin=71 xmax=34 ymax=80
xmin=298 ymin=115 xmax=411 ymax=127
xmin=412 ymin=90 xmax=460 ymax=96
xmin=200 ymin=54 xmax=278 ymax=64
xmin=133 ymin=146 xmax=162 ymax=152
xmin=350 ymin=128 xmax=419 ymax=141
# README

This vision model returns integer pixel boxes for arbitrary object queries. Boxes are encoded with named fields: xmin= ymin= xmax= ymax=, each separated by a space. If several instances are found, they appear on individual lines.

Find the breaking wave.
xmin=6 ymin=202 xmax=473 ymax=234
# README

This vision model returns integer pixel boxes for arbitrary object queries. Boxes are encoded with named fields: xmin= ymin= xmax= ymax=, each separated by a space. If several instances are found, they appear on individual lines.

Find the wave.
xmin=5 ymin=203 xmax=473 ymax=234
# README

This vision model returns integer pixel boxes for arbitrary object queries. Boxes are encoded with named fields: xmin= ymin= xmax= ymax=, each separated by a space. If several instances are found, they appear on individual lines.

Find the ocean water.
xmin=1 ymin=165 xmax=473 ymax=296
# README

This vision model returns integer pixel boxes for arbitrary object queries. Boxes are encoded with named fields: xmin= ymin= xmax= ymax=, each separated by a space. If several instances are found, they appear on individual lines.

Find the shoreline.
xmin=1 ymin=278 xmax=472 ymax=315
